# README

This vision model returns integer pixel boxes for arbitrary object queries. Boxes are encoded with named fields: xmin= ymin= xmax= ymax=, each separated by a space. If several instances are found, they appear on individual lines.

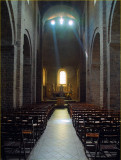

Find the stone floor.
xmin=28 ymin=108 xmax=88 ymax=160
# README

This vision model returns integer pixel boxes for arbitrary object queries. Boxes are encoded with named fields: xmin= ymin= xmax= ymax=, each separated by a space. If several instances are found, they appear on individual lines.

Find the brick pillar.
xmin=91 ymin=33 xmax=100 ymax=106
xmin=100 ymin=1 xmax=108 ymax=108
xmin=85 ymin=1 xmax=91 ymax=103
xmin=36 ymin=17 xmax=43 ymax=103
xmin=109 ymin=2 xmax=120 ymax=110
xmin=31 ymin=2 xmax=37 ymax=104
xmin=110 ymin=42 xmax=120 ymax=110
xmin=16 ymin=1 xmax=24 ymax=107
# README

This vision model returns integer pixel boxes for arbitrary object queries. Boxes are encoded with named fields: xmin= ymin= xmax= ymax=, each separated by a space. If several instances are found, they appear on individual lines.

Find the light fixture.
xmin=51 ymin=20 xmax=55 ymax=25
xmin=68 ymin=20 xmax=73 ymax=26
xmin=60 ymin=17 xmax=64 ymax=25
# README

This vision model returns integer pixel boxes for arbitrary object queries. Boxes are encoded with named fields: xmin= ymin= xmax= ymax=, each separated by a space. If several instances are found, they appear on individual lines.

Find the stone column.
xmin=16 ymin=1 xmax=24 ymax=107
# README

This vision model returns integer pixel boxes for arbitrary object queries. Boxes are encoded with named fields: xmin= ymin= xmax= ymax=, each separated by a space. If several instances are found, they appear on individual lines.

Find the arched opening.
xmin=91 ymin=33 xmax=100 ymax=105
xmin=42 ymin=4 xmax=81 ymax=101
xmin=1 ymin=1 xmax=14 ymax=111
xmin=110 ymin=2 xmax=120 ymax=110
xmin=57 ymin=69 xmax=67 ymax=87
xmin=1 ymin=2 xmax=12 ymax=46
xmin=59 ymin=70 xmax=67 ymax=85
xmin=42 ymin=5 xmax=80 ymax=26
xmin=23 ymin=34 xmax=32 ymax=105
xmin=60 ymin=71 xmax=66 ymax=84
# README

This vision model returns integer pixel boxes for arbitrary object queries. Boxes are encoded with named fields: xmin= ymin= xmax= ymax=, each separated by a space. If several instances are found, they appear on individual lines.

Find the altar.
xmin=51 ymin=84 xmax=72 ymax=100
xmin=52 ymin=91 xmax=72 ymax=100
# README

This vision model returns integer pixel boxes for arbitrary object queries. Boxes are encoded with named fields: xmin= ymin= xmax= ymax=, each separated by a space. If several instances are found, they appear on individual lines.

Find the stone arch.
xmin=88 ymin=27 xmax=99 ymax=78
xmin=24 ymin=29 xmax=32 ymax=59
xmin=90 ymin=28 xmax=99 ymax=49
xmin=1 ymin=1 xmax=15 ymax=111
xmin=109 ymin=1 xmax=120 ymax=110
xmin=23 ymin=33 xmax=32 ymax=105
xmin=108 ymin=0 xmax=117 ymax=43
xmin=42 ymin=5 xmax=80 ymax=24
xmin=1 ymin=1 xmax=13 ymax=45
xmin=7 ymin=0 xmax=16 ymax=44
xmin=42 ymin=5 xmax=80 ymax=33
xmin=91 ymin=32 xmax=100 ymax=106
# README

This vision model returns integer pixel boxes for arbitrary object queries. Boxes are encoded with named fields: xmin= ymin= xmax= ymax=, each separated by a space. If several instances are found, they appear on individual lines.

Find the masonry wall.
xmin=1 ymin=0 xmax=120 ymax=110
xmin=1 ymin=1 xmax=14 ymax=111
xmin=44 ymin=66 xmax=78 ymax=101
xmin=1 ymin=0 xmax=41 ymax=109
xmin=84 ymin=0 xmax=120 ymax=110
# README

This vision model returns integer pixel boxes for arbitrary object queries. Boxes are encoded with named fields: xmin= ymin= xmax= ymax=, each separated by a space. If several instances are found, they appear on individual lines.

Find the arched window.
xmin=57 ymin=69 xmax=67 ymax=86
xmin=60 ymin=71 xmax=66 ymax=84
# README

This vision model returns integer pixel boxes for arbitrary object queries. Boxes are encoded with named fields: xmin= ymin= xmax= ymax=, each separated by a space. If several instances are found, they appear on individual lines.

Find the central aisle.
xmin=28 ymin=109 xmax=87 ymax=160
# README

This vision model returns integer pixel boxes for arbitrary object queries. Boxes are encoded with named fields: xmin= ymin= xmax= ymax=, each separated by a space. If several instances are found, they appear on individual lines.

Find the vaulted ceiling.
xmin=39 ymin=1 xmax=85 ymax=68
xmin=39 ymin=1 xmax=85 ymax=19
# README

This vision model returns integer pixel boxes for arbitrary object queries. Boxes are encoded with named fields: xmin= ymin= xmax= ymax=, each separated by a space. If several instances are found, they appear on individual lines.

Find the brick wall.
xmin=1 ymin=0 xmax=120 ymax=110
xmin=84 ymin=0 xmax=120 ymax=110
xmin=1 ymin=1 xmax=41 ymax=108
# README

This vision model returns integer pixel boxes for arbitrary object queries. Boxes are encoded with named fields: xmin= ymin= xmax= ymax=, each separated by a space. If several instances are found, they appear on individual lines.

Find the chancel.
xmin=1 ymin=0 xmax=120 ymax=160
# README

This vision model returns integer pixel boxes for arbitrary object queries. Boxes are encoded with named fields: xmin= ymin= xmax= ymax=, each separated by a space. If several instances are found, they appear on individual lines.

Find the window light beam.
xmin=68 ymin=20 xmax=73 ymax=26
xmin=51 ymin=20 xmax=55 ymax=25
xmin=60 ymin=18 xmax=64 ymax=25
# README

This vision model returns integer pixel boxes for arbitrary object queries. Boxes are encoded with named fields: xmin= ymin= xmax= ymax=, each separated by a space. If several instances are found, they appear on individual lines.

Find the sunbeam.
xmin=52 ymin=26 xmax=60 ymax=67
xmin=72 ymin=28 xmax=88 ymax=58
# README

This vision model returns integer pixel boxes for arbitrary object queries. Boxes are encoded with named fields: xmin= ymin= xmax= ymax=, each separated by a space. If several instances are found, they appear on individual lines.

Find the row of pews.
xmin=68 ymin=103 xmax=120 ymax=160
xmin=1 ymin=103 xmax=55 ymax=160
